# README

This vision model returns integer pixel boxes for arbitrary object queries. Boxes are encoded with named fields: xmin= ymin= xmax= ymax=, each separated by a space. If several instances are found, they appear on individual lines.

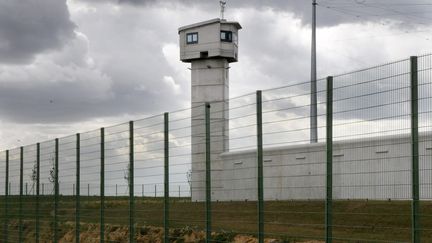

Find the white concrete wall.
xmin=210 ymin=133 xmax=432 ymax=201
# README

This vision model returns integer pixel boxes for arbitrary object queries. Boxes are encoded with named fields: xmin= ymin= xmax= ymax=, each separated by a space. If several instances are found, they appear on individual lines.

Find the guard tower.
xmin=179 ymin=18 xmax=242 ymax=201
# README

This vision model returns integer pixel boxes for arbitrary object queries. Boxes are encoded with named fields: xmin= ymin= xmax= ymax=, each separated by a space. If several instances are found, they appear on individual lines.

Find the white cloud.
xmin=163 ymin=75 xmax=181 ymax=94
xmin=162 ymin=43 xmax=189 ymax=86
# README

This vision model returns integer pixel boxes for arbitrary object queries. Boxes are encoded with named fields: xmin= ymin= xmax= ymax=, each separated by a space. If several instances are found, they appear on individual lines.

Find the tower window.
xmin=220 ymin=31 xmax=232 ymax=42
xmin=186 ymin=32 xmax=198 ymax=44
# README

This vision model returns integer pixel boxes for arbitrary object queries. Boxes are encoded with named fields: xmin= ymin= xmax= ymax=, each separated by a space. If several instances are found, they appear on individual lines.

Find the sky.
xmin=0 ymin=0 xmax=431 ymax=150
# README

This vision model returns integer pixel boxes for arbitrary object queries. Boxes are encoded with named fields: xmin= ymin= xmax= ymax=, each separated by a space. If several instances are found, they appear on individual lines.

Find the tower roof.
xmin=178 ymin=18 xmax=242 ymax=33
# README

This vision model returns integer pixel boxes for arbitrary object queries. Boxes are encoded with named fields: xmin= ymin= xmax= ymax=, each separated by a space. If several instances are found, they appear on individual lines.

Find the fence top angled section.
xmin=0 ymin=54 xmax=430 ymax=155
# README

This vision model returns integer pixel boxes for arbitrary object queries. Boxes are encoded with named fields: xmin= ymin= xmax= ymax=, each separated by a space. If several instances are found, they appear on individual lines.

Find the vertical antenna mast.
xmin=310 ymin=0 xmax=318 ymax=143
xmin=220 ymin=1 xmax=227 ymax=20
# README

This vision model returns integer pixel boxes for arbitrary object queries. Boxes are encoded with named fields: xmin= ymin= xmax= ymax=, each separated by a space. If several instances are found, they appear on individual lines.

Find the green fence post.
xmin=54 ymin=138 xmax=59 ymax=243
xmin=256 ymin=91 xmax=264 ymax=243
xmin=36 ymin=143 xmax=40 ymax=243
xmin=3 ymin=150 xmax=9 ymax=243
xmin=19 ymin=147 xmax=23 ymax=242
xmin=164 ymin=112 xmax=170 ymax=243
xmin=76 ymin=134 xmax=80 ymax=243
xmin=129 ymin=121 xmax=135 ymax=243
xmin=325 ymin=76 xmax=333 ymax=243
xmin=100 ymin=128 xmax=105 ymax=243
xmin=410 ymin=56 xmax=420 ymax=243
xmin=205 ymin=102 xmax=211 ymax=243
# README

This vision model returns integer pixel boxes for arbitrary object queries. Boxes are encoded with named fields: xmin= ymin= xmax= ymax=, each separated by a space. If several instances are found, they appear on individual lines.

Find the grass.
xmin=1 ymin=196 xmax=432 ymax=242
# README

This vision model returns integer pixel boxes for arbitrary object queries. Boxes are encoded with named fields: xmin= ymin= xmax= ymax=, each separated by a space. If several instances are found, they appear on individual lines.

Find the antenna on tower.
xmin=220 ymin=0 xmax=227 ymax=20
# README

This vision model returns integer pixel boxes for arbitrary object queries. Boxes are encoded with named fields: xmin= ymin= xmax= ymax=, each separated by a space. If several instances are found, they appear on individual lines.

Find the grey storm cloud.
xmin=78 ymin=0 xmax=432 ymax=27
xmin=0 ymin=65 xmax=181 ymax=124
xmin=0 ymin=0 xmax=429 ymax=152
xmin=0 ymin=0 xmax=75 ymax=64
xmin=0 ymin=0 xmax=185 ymax=124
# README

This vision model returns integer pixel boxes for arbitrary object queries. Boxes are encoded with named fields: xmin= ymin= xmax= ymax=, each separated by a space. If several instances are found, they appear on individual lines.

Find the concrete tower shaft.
xmin=191 ymin=59 xmax=229 ymax=201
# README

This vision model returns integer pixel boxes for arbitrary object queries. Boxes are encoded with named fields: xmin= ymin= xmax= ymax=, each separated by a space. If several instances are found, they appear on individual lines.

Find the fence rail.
xmin=0 ymin=54 xmax=431 ymax=242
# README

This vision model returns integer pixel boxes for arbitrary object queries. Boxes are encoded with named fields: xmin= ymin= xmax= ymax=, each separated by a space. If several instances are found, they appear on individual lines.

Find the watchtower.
xmin=179 ymin=18 xmax=242 ymax=201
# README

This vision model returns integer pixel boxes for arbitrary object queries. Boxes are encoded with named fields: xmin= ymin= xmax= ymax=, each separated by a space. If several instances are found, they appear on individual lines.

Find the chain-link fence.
xmin=0 ymin=54 xmax=431 ymax=242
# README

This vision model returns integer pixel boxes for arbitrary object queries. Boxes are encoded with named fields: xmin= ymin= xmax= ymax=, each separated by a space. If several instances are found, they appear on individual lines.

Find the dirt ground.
xmin=59 ymin=224 xmax=323 ymax=243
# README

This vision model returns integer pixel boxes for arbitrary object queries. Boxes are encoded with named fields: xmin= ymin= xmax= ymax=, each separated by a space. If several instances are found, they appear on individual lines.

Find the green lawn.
xmin=1 ymin=196 xmax=431 ymax=242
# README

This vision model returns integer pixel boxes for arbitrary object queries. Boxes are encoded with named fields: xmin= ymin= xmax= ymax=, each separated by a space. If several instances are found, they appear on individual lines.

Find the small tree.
xmin=48 ymin=154 xmax=57 ymax=194
xmin=186 ymin=169 xmax=192 ymax=197
xmin=29 ymin=161 xmax=37 ymax=195
xmin=124 ymin=163 xmax=130 ymax=194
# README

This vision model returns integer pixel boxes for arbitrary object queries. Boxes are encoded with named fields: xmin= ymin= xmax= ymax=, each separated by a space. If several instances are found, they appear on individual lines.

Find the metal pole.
xmin=54 ymin=138 xmax=59 ymax=243
xmin=76 ymin=134 xmax=80 ymax=243
xmin=116 ymin=184 xmax=118 ymax=197
xmin=26 ymin=183 xmax=28 ymax=196
xmin=142 ymin=184 xmax=144 ymax=197
xmin=129 ymin=121 xmax=135 ymax=243
xmin=155 ymin=184 xmax=157 ymax=198
xmin=3 ymin=150 xmax=9 ymax=243
xmin=164 ymin=112 xmax=170 ymax=243
xmin=36 ymin=143 xmax=40 ymax=243
xmin=310 ymin=0 xmax=318 ymax=143
xmin=205 ymin=102 xmax=212 ymax=243
xmin=100 ymin=128 xmax=105 ymax=243
xmin=325 ymin=76 xmax=333 ymax=243
xmin=19 ymin=147 xmax=23 ymax=242
xmin=256 ymin=91 xmax=264 ymax=243
xmin=410 ymin=56 xmax=420 ymax=243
